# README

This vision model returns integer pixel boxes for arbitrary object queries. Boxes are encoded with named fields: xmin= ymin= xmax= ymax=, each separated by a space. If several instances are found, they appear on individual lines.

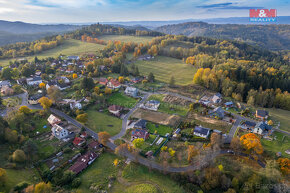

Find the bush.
xmin=63 ymin=148 xmax=72 ymax=154
xmin=12 ymin=149 xmax=27 ymax=163
xmin=72 ymin=178 xmax=81 ymax=188
xmin=14 ymin=181 xmax=30 ymax=192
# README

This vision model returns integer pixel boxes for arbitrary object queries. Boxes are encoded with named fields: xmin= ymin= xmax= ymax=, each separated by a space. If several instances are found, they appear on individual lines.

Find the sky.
xmin=0 ymin=0 xmax=289 ymax=23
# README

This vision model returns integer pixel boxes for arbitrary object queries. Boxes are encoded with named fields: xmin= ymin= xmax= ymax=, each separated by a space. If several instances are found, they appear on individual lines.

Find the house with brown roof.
xmin=73 ymin=137 xmax=85 ymax=146
xmin=107 ymin=79 xmax=121 ymax=89
xmin=108 ymin=105 xmax=123 ymax=117
xmin=88 ymin=141 xmax=100 ymax=149
xmin=47 ymin=114 xmax=62 ymax=126
xmin=256 ymin=110 xmax=269 ymax=120
xmin=98 ymin=78 xmax=108 ymax=86
xmin=131 ymin=129 xmax=149 ymax=141
xmin=1 ymin=85 xmax=13 ymax=96
xmin=68 ymin=151 xmax=98 ymax=174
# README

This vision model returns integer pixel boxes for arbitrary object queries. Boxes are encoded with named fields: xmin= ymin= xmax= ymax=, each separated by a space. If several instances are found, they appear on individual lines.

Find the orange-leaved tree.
xmin=240 ymin=133 xmax=263 ymax=154
xmin=277 ymin=158 xmax=290 ymax=175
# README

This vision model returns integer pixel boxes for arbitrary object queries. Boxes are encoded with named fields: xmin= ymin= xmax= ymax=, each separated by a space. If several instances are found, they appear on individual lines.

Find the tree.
xmin=23 ymin=139 xmax=38 ymax=160
xmin=132 ymin=138 xmax=144 ymax=148
xmin=81 ymin=77 xmax=95 ymax=90
xmin=210 ymin=132 xmax=222 ymax=150
xmin=118 ymin=76 xmax=124 ymax=83
xmin=76 ymin=113 xmax=88 ymax=123
xmin=168 ymin=148 xmax=176 ymax=157
xmin=148 ymin=72 xmax=155 ymax=83
xmin=34 ymin=182 xmax=52 ymax=193
xmin=1 ymin=67 xmax=13 ymax=80
xmin=18 ymin=106 xmax=31 ymax=114
xmin=230 ymin=137 xmax=242 ymax=153
xmin=94 ymin=86 xmax=100 ymax=94
xmin=240 ymin=133 xmax=263 ymax=155
xmin=0 ymin=168 xmax=7 ymax=187
xmin=39 ymin=82 xmax=46 ymax=89
xmin=12 ymin=149 xmax=27 ymax=163
xmin=98 ymin=131 xmax=110 ymax=145
xmin=277 ymin=158 xmax=290 ymax=175
xmin=268 ymin=120 xmax=273 ymax=125
xmin=105 ymin=87 xmax=112 ymax=95
xmin=169 ymin=76 xmax=175 ymax=87
xmin=187 ymin=145 xmax=198 ymax=163
xmin=4 ymin=128 xmax=18 ymax=143
xmin=47 ymin=86 xmax=62 ymax=103
xmin=72 ymin=73 xmax=78 ymax=79
xmin=39 ymin=97 xmax=52 ymax=109
xmin=71 ymin=178 xmax=81 ymax=188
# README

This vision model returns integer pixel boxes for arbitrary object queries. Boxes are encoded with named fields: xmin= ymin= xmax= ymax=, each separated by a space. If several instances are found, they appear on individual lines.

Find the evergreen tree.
xmin=148 ymin=72 xmax=155 ymax=82
xmin=169 ymin=76 xmax=175 ymax=87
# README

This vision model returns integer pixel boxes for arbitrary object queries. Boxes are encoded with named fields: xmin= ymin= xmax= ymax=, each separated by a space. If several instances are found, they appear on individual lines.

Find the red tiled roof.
xmin=109 ymin=79 xmax=120 ymax=87
xmin=69 ymin=151 xmax=98 ymax=174
xmin=108 ymin=105 xmax=123 ymax=112
xmin=73 ymin=137 xmax=84 ymax=146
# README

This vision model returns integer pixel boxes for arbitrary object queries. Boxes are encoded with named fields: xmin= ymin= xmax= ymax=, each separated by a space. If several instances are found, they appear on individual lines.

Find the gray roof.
xmin=194 ymin=126 xmax=210 ymax=135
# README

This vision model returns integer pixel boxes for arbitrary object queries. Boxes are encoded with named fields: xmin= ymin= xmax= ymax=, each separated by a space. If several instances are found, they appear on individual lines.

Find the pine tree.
xmin=169 ymin=76 xmax=175 ymax=87
xmin=148 ymin=72 xmax=155 ymax=82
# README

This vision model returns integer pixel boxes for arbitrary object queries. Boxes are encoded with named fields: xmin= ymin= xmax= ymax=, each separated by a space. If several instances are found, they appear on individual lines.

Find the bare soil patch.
xmin=162 ymin=94 xmax=191 ymax=106
xmin=132 ymin=108 xmax=181 ymax=127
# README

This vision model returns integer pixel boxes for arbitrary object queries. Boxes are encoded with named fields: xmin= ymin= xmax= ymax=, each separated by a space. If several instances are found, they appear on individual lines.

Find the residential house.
xmin=138 ymin=54 xmax=154 ymax=61
xmin=211 ymin=93 xmax=222 ymax=104
xmin=88 ymin=141 xmax=100 ymax=149
xmin=125 ymin=87 xmax=138 ymax=97
xmin=68 ymin=151 xmax=98 ymax=174
xmin=1 ymin=85 xmax=13 ymax=96
xmin=224 ymin=101 xmax=234 ymax=108
xmin=256 ymin=110 xmax=269 ymax=120
xmin=131 ymin=129 xmax=149 ymax=141
xmin=209 ymin=107 xmax=225 ymax=119
xmin=193 ymin=126 xmax=210 ymax=138
xmin=61 ymin=99 xmax=82 ymax=110
xmin=73 ymin=137 xmax=85 ymax=146
xmin=134 ymin=119 xmax=147 ymax=130
xmin=253 ymin=122 xmax=272 ymax=135
xmin=107 ymin=79 xmax=121 ymax=89
xmin=67 ymin=56 xmax=80 ymax=60
xmin=0 ymin=80 xmax=11 ymax=88
xmin=240 ymin=121 xmax=256 ymax=130
xmin=131 ymin=77 xmax=142 ymax=84
xmin=51 ymin=124 xmax=69 ymax=140
xmin=47 ymin=114 xmax=61 ymax=126
xmin=27 ymin=76 xmax=42 ymax=86
xmin=199 ymin=95 xmax=211 ymax=106
xmin=35 ymin=71 xmax=41 ymax=76
xmin=17 ymin=78 xmax=27 ymax=85
xmin=108 ymin=105 xmax=123 ymax=117
xmin=141 ymin=100 xmax=160 ymax=111
xmin=98 ymin=78 xmax=108 ymax=86
xmin=28 ymin=93 xmax=43 ymax=104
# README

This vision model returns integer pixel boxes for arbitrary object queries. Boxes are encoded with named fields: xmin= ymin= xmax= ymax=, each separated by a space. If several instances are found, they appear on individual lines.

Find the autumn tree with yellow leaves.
xmin=240 ymin=133 xmax=263 ymax=155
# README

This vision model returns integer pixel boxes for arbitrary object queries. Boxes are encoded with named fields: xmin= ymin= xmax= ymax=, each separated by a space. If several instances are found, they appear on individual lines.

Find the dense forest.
xmin=156 ymin=22 xmax=290 ymax=50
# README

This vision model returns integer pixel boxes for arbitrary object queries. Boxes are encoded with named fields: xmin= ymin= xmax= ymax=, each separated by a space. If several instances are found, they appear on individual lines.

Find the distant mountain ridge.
xmin=155 ymin=22 xmax=290 ymax=50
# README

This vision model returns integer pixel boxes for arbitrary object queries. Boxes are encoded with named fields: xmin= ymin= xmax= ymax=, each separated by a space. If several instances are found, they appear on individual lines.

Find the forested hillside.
xmin=156 ymin=22 xmax=290 ymax=50
xmin=145 ymin=35 xmax=290 ymax=110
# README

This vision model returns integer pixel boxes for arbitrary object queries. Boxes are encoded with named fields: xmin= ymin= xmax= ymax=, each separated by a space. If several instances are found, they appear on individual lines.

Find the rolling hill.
xmin=156 ymin=22 xmax=290 ymax=50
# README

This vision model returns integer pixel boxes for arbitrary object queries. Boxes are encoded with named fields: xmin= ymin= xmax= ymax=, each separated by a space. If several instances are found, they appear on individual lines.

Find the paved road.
xmin=111 ymin=93 xmax=151 ymax=140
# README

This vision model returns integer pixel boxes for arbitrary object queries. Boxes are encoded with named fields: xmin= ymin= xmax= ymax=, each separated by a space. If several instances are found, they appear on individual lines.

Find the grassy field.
xmin=86 ymin=108 xmax=122 ymax=136
xmin=147 ymin=122 xmax=173 ymax=135
xmin=133 ymin=56 xmax=197 ymax=85
xmin=0 ymin=169 xmax=39 ymax=193
xmin=77 ymin=153 xmax=119 ymax=192
xmin=261 ymin=131 xmax=289 ymax=158
xmin=2 ymin=97 xmax=22 ymax=107
xmin=99 ymin=35 xmax=153 ymax=43
xmin=0 ymin=39 xmax=105 ymax=66
xmin=107 ymin=92 xmax=139 ymax=108
xmin=266 ymin=108 xmax=290 ymax=132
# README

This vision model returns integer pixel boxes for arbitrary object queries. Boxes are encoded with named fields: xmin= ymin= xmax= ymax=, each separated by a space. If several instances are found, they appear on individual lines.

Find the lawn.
xmin=2 ymin=97 xmax=22 ymax=107
xmin=0 ymin=169 xmax=39 ymax=193
xmin=77 ymin=152 xmax=119 ymax=192
xmin=133 ymin=56 xmax=197 ymax=85
xmin=266 ymin=108 xmax=290 ymax=132
xmin=107 ymin=92 xmax=139 ymax=108
xmin=99 ymin=35 xmax=153 ymax=43
xmin=120 ymin=163 xmax=186 ymax=193
xmin=0 ymin=39 xmax=105 ymax=66
xmin=147 ymin=122 xmax=173 ymax=136
xmin=261 ymin=131 xmax=289 ymax=158
xmin=34 ymin=137 xmax=60 ymax=159
xmin=86 ymin=107 xmax=122 ymax=136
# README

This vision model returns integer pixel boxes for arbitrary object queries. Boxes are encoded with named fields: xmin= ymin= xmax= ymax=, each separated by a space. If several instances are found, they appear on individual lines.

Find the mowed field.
xmin=134 ymin=56 xmax=197 ymax=85
xmin=266 ymin=108 xmax=290 ymax=132
xmin=0 ymin=39 xmax=105 ymax=66
xmin=99 ymin=35 xmax=153 ymax=43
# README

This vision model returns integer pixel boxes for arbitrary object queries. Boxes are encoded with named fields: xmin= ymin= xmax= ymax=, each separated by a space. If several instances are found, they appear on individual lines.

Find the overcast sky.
xmin=0 ymin=0 xmax=289 ymax=23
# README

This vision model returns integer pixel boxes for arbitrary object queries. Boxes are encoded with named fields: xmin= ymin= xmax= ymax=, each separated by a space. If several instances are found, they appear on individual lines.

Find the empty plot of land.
xmin=99 ymin=35 xmax=153 ymax=43
xmin=163 ymin=94 xmax=191 ymax=106
xmin=132 ymin=108 xmax=181 ymax=127
xmin=134 ymin=56 xmax=197 ymax=85
xmin=0 ymin=39 xmax=105 ymax=66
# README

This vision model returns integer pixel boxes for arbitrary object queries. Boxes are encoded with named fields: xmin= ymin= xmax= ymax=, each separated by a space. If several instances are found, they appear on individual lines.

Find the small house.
xmin=131 ymin=129 xmax=149 ymax=141
xmin=88 ymin=141 xmax=100 ymax=149
xmin=47 ymin=114 xmax=62 ymax=126
xmin=98 ymin=78 xmax=108 ymax=85
xmin=0 ymin=80 xmax=11 ymax=88
xmin=124 ymin=87 xmax=138 ymax=97
xmin=51 ymin=124 xmax=69 ymax=140
xmin=67 ymin=56 xmax=80 ymax=60
xmin=224 ymin=101 xmax=234 ymax=108
xmin=253 ymin=122 xmax=272 ymax=135
xmin=209 ymin=107 xmax=225 ymax=119
xmin=73 ymin=137 xmax=85 ymax=146
xmin=211 ymin=93 xmax=222 ymax=104
xmin=108 ymin=105 xmax=123 ymax=117
xmin=27 ymin=76 xmax=42 ymax=86
xmin=68 ymin=151 xmax=98 ymax=174
xmin=0 ymin=85 xmax=13 ymax=96
xmin=107 ymin=79 xmax=121 ymax=89
xmin=131 ymin=77 xmax=142 ymax=84
xmin=240 ymin=121 xmax=256 ymax=130
xmin=193 ymin=126 xmax=210 ymax=138
xmin=256 ymin=110 xmax=269 ymax=120
xmin=134 ymin=119 xmax=147 ymax=130
xmin=141 ymin=100 xmax=160 ymax=111
xmin=28 ymin=93 xmax=43 ymax=104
